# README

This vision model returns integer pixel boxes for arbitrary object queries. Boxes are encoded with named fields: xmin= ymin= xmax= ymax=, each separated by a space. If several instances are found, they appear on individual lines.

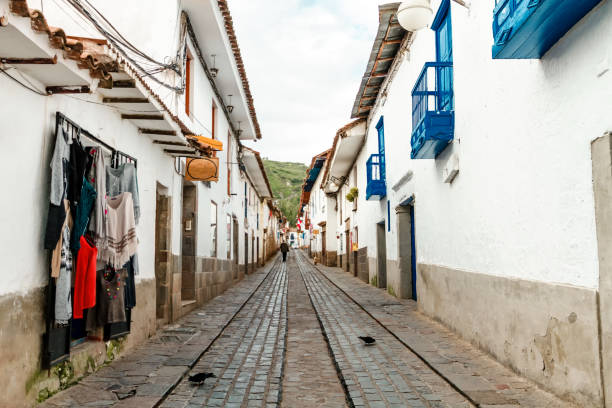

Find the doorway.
xmin=251 ymin=235 xmax=255 ymax=274
xmin=244 ymin=232 xmax=249 ymax=275
xmin=376 ymin=222 xmax=387 ymax=289
xmin=181 ymin=183 xmax=196 ymax=302
xmin=345 ymin=229 xmax=350 ymax=272
xmin=322 ymin=226 xmax=327 ymax=266
xmin=233 ymin=217 xmax=239 ymax=278
xmin=397 ymin=204 xmax=416 ymax=299
xmin=257 ymin=237 xmax=260 ymax=266
xmin=154 ymin=184 xmax=171 ymax=323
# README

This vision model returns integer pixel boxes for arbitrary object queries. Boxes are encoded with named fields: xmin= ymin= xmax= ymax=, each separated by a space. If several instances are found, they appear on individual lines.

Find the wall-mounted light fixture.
xmin=397 ymin=0 xmax=433 ymax=31
xmin=227 ymin=95 xmax=234 ymax=113
xmin=209 ymin=54 xmax=219 ymax=78
xmin=236 ymin=121 xmax=243 ymax=137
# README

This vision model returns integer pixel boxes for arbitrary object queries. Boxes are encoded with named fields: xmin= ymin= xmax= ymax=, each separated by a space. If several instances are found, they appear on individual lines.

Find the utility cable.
xmin=0 ymin=67 xmax=48 ymax=96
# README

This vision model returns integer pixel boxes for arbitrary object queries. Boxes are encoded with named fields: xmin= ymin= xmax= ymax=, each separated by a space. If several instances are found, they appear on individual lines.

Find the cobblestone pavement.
xmin=41 ymin=261 xmax=276 ymax=408
xmin=310 ymin=253 xmax=574 ymax=408
xmin=281 ymin=255 xmax=347 ymax=407
xmin=295 ymin=251 xmax=472 ymax=408
xmin=159 ymin=261 xmax=288 ymax=408
xmin=41 ymin=251 xmax=575 ymax=408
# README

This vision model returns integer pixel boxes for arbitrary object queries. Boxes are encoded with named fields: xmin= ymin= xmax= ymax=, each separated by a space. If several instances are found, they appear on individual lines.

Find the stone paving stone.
xmin=280 ymin=254 xmax=348 ymax=408
xmin=296 ymin=251 xmax=471 ymax=408
xmin=160 ymin=261 xmax=287 ymax=407
xmin=312 ymin=253 xmax=574 ymax=408
xmin=41 ymin=260 xmax=275 ymax=408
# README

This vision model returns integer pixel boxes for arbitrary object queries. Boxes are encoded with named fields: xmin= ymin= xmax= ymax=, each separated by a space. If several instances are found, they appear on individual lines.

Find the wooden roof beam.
xmin=139 ymin=128 xmax=176 ymax=136
xmin=103 ymin=97 xmax=148 ymax=103
xmin=121 ymin=114 xmax=164 ymax=120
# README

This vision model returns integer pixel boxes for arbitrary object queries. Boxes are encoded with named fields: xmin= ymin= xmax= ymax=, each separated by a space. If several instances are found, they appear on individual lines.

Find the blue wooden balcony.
xmin=366 ymin=154 xmax=386 ymax=200
xmin=492 ymin=0 xmax=602 ymax=59
xmin=411 ymin=62 xmax=454 ymax=160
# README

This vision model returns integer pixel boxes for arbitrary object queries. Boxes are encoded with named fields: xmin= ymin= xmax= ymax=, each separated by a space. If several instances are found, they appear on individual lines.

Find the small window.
xmin=210 ymin=201 xmax=218 ymax=257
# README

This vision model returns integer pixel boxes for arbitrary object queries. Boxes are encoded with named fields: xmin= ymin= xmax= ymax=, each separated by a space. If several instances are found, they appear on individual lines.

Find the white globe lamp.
xmin=397 ymin=0 xmax=434 ymax=31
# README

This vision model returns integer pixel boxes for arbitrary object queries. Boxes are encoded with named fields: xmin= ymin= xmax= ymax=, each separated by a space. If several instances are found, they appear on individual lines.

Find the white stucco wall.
xmin=0 ymin=74 xmax=183 ymax=296
xmin=353 ymin=0 xmax=611 ymax=289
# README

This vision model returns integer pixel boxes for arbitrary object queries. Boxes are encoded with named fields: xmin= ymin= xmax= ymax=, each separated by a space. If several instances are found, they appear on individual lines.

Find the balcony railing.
xmin=366 ymin=153 xmax=386 ymax=200
xmin=492 ymin=0 xmax=603 ymax=59
xmin=411 ymin=62 xmax=454 ymax=159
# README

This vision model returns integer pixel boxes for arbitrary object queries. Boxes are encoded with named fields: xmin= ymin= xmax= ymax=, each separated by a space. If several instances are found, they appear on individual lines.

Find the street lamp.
xmin=397 ymin=0 xmax=433 ymax=31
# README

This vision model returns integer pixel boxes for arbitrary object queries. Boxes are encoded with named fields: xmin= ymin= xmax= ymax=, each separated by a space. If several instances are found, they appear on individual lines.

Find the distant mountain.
xmin=263 ymin=159 xmax=308 ymax=227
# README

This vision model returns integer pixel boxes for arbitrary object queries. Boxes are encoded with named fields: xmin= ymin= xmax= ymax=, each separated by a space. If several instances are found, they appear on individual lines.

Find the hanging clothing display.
xmin=106 ymin=163 xmax=140 ymax=224
xmin=50 ymin=128 xmax=71 ymax=207
xmin=124 ymin=255 xmax=137 ymax=309
xmin=73 ymin=236 xmax=98 ymax=319
xmin=45 ymin=113 xmax=140 ymax=362
xmin=55 ymin=223 xmax=73 ymax=325
xmin=102 ymin=192 xmax=138 ymax=269
xmin=50 ymin=200 xmax=71 ymax=278
xmin=87 ymin=148 xmax=107 ymax=249
xmin=68 ymin=140 xmax=90 ymax=211
xmin=86 ymin=266 xmax=127 ymax=331
xmin=71 ymin=178 xmax=97 ymax=251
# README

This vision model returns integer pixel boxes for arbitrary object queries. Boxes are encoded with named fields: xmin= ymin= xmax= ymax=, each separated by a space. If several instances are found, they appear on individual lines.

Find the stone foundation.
xmin=326 ymin=251 xmax=337 ymax=267
xmin=0 ymin=279 xmax=157 ymax=407
xmin=418 ymin=263 xmax=603 ymax=407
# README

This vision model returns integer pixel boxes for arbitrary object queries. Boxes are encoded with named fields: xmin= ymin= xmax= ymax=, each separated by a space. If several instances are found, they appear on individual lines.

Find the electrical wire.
xmin=0 ymin=67 xmax=48 ymax=96
xmin=61 ymin=0 xmax=184 ymax=92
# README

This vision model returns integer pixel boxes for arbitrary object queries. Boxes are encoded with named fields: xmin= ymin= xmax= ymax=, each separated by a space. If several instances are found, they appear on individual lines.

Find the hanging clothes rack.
xmin=43 ymin=113 xmax=138 ymax=368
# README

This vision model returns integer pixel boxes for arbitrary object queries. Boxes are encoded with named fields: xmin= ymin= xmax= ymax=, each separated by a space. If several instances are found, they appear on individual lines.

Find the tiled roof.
xmin=7 ymin=0 xmax=228 ymax=157
xmin=217 ymin=0 xmax=262 ymax=140
xmin=320 ymin=119 xmax=366 ymax=187
xmin=242 ymin=145 xmax=273 ymax=198
xmin=351 ymin=3 xmax=409 ymax=119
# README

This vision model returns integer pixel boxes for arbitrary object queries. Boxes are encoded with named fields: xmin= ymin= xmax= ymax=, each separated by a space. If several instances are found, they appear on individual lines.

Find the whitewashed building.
xmin=320 ymin=1 xmax=612 ymax=406
xmin=0 ymin=0 xmax=277 ymax=405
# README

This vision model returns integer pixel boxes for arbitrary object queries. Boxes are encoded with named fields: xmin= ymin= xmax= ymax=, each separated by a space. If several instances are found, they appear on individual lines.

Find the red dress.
xmin=73 ymin=237 xmax=97 ymax=319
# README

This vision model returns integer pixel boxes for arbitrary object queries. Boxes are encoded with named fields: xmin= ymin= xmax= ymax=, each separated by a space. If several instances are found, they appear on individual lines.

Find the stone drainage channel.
xmin=154 ymin=251 xmax=478 ymax=408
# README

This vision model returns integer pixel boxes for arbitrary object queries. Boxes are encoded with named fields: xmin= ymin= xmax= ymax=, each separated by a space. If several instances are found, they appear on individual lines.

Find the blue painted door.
xmin=435 ymin=2 xmax=453 ymax=112
xmin=376 ymin=117 xmax=385 ymax=181
xmin=410 ymin=205 xmax=417 ymax=300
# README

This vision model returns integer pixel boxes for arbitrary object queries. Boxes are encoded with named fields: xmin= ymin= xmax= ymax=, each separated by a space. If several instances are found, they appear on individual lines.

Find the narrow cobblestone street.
xmin=41 ymin=253 xmax=574 ymax=408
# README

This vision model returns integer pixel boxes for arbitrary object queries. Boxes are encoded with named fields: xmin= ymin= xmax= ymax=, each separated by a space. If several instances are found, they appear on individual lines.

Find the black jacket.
xmin=280 ymin=243 xmax=289 ymax=253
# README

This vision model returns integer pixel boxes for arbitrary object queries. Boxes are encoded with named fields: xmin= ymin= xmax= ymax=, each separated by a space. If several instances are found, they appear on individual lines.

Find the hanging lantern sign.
xmin=185 ymin=157 xmax=219 ymax=182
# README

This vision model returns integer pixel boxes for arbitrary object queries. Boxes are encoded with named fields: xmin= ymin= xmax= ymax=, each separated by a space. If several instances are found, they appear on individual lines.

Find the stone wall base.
xmin=0 ymin=279 xmax=156 ymax=407
xmin=326 ymin=251 xmax=337 ymax=267
xmin=418 ymin=263 xmax=603 ymax=408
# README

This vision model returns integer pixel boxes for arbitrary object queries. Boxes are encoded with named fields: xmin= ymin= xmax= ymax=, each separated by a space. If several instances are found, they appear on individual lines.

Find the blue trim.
xmin=366 ymin=154 xmax=386 ymax=200
xmin=431 ymin=0 xmax=451 ymax=31
xmin=492 ymin=0 xmax=603 ymax=59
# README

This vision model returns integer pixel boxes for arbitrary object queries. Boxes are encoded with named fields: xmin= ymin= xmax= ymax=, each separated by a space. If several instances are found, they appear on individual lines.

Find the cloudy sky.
xmin=231 ymin=0 xmax=388 ymax=164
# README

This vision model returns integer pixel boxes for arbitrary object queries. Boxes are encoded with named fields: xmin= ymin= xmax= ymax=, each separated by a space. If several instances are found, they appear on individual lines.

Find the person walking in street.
xmin=280 ymin=241 xmax=289 ymax=262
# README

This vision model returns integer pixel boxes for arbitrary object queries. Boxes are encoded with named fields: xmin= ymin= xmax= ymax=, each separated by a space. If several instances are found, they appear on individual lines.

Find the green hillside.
xmin=263 ymin=159 xmax=308 ymax=227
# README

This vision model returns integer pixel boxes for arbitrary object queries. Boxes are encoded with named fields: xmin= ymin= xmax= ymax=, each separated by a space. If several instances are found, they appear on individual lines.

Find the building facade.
xmin=0 ymin=0 xmax=279 ymax=405
xmin=310 ymin=1 xmax=612 ymax=406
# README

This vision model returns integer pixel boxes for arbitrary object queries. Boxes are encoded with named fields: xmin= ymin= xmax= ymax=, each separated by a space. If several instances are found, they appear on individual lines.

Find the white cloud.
xmin=230 ymin=0 xmax=390 ymax=164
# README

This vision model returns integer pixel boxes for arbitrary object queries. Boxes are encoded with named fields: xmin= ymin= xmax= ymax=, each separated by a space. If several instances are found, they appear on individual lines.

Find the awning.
xmin=187 ymin=135 xmax=224 ymax=152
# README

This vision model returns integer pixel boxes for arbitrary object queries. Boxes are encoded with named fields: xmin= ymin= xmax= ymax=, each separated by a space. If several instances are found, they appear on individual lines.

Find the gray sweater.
xmin=106 ymin=163 xmax=140 ymax=224
xmin=50 ymin=129 xmax=71 ymax=206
